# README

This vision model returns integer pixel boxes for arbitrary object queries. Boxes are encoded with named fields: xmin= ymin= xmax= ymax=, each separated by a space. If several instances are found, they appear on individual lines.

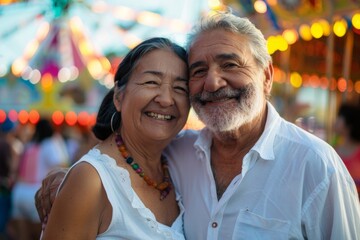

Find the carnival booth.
xmin=221 ymin=0 xmax=360 ymax=141
xmin=0 ymin=0 xmax=209 ymax=130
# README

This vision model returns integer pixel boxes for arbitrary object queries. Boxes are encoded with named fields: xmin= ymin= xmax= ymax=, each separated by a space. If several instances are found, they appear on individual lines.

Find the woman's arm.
xmin=42 ymin=162 xmax=107 ymax=240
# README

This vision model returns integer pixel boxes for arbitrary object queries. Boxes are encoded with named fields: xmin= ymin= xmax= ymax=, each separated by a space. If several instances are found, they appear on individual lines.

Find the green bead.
xmin=132 ymin=163 xmax=139 ymax=170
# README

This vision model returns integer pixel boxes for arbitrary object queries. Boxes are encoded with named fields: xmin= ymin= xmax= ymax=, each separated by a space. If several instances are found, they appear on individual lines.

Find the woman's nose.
xmin=154 ymin=85 xmax=175 ymax=107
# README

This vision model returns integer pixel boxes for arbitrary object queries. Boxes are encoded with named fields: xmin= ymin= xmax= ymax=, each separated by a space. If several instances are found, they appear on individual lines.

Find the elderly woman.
xmin=41 ymin=37 xmax=190 ymax=239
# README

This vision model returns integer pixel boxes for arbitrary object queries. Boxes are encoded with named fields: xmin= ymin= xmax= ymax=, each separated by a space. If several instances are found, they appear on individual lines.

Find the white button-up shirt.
xmin=165 ymin=102 xmax=360 ymax=240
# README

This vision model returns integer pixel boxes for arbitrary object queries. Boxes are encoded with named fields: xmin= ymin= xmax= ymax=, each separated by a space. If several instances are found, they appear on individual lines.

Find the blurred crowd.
xmin=333 ymin=104 xmax=360 ymax=196
xmin=0 ymin=117 xmax=97 ymax=240
xmin=0 ymin=104 xmax=359 ymax=240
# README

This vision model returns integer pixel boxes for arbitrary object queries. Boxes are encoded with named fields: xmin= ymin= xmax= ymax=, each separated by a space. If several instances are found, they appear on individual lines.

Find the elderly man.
xmin=166 ymin=12 xmax=360 ymax=239
xmin=36 ymin=12 xmax=360 ymax=240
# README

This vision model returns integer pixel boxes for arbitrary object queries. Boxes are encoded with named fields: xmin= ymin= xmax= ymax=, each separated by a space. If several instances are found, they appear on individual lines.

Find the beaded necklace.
xmin=114 ymin=132 xmax=172 ymax=200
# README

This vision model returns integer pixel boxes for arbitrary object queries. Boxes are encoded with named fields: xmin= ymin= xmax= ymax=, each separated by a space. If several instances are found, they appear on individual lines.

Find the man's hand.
xmin=35 ymin=168 xmax=68 ymax=224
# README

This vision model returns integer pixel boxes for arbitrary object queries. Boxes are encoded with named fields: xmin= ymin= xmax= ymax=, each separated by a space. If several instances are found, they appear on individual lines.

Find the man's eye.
xmin=191 ymin=68 xmax=207 ymax=77
xmin=223 ymin=62 xmax=238 ymax=69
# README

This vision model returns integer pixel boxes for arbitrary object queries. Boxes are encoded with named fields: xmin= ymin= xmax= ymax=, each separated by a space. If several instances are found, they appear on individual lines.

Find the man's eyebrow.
xmin=216 ymin=53 xmax=240 ymax=61
xmin=189 ymin=61 xmax=206 ymax=72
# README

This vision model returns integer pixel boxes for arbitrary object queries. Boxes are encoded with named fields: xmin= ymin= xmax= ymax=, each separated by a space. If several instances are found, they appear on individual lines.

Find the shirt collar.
xmin=251 ymin=102 xmax=281 ymax=161
xmin=193 ymin=102 xmax=281 ymax=161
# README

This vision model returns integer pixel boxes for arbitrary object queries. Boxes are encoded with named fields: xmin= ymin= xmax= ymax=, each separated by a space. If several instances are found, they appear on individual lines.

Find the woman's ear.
xmin=113 ymin=86 xmax=124 ymax=112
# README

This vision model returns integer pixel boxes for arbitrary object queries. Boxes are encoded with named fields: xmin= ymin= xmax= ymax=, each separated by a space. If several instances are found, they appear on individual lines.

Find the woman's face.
xmin=116 ymin=49 xmax=190 ymax=142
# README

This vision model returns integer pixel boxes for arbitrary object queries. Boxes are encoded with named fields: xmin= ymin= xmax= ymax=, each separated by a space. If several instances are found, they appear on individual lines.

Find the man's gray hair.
xmin=186 ymin=12 xmax=272 ymax=68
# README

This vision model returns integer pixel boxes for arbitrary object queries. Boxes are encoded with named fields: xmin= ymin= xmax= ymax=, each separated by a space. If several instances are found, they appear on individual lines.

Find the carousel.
xmin=0 ymin=0 xmax=359 ymax=140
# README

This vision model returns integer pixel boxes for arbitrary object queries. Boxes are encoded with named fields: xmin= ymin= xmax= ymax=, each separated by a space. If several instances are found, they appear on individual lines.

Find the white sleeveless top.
xmin=62 ymin=148 xmax=185 ymax=240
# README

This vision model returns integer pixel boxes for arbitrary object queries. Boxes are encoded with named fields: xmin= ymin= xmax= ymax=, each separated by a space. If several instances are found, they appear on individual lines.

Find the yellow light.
xmin=318 ymin=19 xmax=331 ymax=36
xmin=123 ymin=34 xmax=142 ymax=49
xmin=310 ymin=22 xmax=323 ymax=39
xmin=276 ymin=35 xmax=288 ymax=51
xmin=41 ymin=73 xmax=53 ymax=91
xmin=113 ymin=6 xmax=136 ymax=20
xmin=282 ymin=29 xmax=298 ymax=45
xmin=333 ymin=19 xmax=347 ymax=37
xmin=208 ymin=0 xmax=222 ymax=9
xmin=79 ymin=40 xmax=93 ymax=56
xmin=290 ymin=72 xmax=302 ymax=88
xmin=254 ymin=0 xmax=267 ymax=14
xmin=24 ymin=40 xmax=39 ymax=59
xmin=299 ymin=24 xmax=312 ymax=41
xmin=137 ymin=11 xmax=162 ymax=27
xmin=69 ymin=17 xmax=83 ymax=34
xmin=267 ymin=0 xmax=277 ymax=5
xmin=11 ymin=58 xmax=27 ymax=76
xmin=0 ymin=0 xmax=14 ymax=5
xmin=87 ymin=59 xmax=103 ymax=79
xmin=352 ymin=13 xmax=360 ymax=29
xmin=36 ymin=21 xmax=50 ymax=41
xmin=266 ymin=36 xmax=277 ymax=54
xmin=99 ymin=57 xmax=111 ymax=72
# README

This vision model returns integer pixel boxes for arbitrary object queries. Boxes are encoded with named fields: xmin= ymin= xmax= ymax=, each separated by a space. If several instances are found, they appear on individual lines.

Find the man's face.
xmin=188 ymin=29 xmax=271 ymax=133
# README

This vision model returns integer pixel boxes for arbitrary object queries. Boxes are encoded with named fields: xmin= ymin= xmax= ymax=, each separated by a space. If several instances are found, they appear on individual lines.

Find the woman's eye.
xmin=144 ymin=81 xmax=158 ymax=85
xmin=174 ymin=86 xmax=188 ymax=93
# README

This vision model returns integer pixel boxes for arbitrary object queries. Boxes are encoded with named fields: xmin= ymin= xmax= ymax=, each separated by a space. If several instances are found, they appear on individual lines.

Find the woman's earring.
xmin=110 ymin=111 xmax=119 ymax=132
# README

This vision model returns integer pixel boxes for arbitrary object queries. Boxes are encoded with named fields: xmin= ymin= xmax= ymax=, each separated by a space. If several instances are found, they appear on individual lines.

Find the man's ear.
xmin=264 ymin=63 xmax=274 ymax=96
xmin=113 ymin=87 xmax=124 ymax=112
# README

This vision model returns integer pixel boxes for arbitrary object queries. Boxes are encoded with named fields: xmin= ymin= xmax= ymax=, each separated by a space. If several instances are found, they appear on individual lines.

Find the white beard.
xmin=191 ymin=80 xmax=264 ymax=133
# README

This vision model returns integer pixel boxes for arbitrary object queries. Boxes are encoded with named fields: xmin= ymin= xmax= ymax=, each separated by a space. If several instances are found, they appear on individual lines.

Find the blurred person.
xmin=334 ymin=104 xmax=360 ymax=196
xmin=36 ymin=12 xmax=360 ymax=239
xmin=0 ymin=118 xmax=20 ymax=239
xmin=11 ymin=118 xmax=69 ymax=240
xmin=61 ymin=124 xmax=98 ymax=165
xmin=40 ymin=37 xmax=189 ymax=239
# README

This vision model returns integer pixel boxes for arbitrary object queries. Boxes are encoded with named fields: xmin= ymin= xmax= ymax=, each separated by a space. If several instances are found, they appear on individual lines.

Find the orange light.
xmin=330 ymin=78 xmax=337 ymax=91
xmin=65 ymin=111 xmax=77 ymax=126
xmin=77 ymin=111 xmax=89 ymax=126
xmin=8 ymin=110 xmax=17 ymax=122
xmin=52 ymin=111 xmax=64 ymax=125
xmin=320 ymin=77 xmax=329 ymax=89
xmin=347 ymin=80 xmax=353 ymax=92
xmin=0 ymin=110 xmax=6 ymax=123
xmin=337 ymin=78 xmax=347 ymax=92
xmin=18 ymin=110 xmax=29 ymax=124
xmin=354 ymin=81 xmax=360 ymax=93
xmin=41 ymin=73 xmax=53 ymax=91
xmin=89 ymin=113 xmax=97 ymax=126
xmin=29 ymin=110 xmax=40 ymax=124
xmin=309 ymin=75 xmax=320 ymax=88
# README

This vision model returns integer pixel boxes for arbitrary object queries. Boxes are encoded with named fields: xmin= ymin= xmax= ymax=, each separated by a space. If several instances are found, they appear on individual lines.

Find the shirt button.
xmin=212 ymin=222 xmax=218 ymax=228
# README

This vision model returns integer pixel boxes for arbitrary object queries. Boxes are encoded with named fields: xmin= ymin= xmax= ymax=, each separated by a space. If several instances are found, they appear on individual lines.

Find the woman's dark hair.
xmin=338 ymin=104 xmax=360 ymax=142
xmin=92 ymin=37 xmax=188 ymax=140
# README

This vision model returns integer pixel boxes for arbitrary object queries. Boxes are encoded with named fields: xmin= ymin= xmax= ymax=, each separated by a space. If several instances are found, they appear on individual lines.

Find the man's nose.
xmin=203 ymin=69 xmax=227 ymax=92
xmin=154 ymin=85 xmax=175 ymax=107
